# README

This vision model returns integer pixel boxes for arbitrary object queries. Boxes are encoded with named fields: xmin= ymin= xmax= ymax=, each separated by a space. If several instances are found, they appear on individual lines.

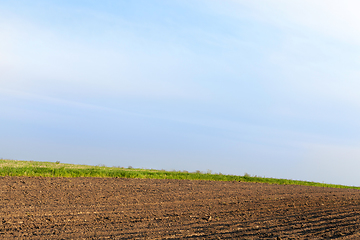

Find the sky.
xmin=2 ymin=0 xmax=360 ymax=186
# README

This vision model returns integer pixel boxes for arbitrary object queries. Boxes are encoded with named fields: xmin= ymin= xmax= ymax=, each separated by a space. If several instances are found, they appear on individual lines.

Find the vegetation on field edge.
xmin=0 ymin=159 xmax=359 ymax=190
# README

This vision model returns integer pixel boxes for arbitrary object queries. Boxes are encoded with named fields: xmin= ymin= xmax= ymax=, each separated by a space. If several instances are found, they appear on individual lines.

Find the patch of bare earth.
xmin=1 ymin=176 xmax=360 ymax=239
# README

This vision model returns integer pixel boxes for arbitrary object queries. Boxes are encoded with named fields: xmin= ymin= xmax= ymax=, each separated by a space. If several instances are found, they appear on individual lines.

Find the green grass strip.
xmin=0 ymin=159 xmax=359 ymax=190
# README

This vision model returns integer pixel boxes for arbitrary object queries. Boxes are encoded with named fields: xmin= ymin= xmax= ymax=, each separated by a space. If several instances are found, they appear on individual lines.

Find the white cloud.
xmin=213 ymin=1 xmax=360 ymax=108
xmin=231 ymin=0 xmax=360 ymax=45
xmin=0 ymin=88 xmax=114 ymax=112
xmin=267 ymin=34 xmax=360 ymax=106
xmin=0 ymin=13 xmax=212 ymax=101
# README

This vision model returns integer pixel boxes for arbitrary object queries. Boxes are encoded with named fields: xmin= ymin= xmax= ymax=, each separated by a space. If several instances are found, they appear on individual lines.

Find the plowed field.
xmin=1 ymin=176 xmax=360 ymax=239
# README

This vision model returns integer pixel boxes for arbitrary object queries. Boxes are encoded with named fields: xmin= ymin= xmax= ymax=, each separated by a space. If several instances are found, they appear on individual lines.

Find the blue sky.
xmin=2 ymin=0 xmax=360 ymax=186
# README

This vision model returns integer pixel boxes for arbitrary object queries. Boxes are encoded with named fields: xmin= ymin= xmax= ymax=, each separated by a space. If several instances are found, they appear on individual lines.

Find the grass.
xmin=0 ymin=159 xmax=359 ymax=190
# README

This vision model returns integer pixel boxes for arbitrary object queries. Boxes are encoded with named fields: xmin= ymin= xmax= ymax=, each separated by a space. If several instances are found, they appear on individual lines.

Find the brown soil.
xmin=1 ymin=177 xmax=360 ymax=239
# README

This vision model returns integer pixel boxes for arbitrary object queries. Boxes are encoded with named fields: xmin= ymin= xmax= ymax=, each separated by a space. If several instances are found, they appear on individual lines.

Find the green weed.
xmin=0 ymin=159 xmax=358 ymax=190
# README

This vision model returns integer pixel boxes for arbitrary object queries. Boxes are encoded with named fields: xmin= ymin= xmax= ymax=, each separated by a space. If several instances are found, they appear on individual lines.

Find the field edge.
xmin=0 ymin=159 xmax=359 ymax=190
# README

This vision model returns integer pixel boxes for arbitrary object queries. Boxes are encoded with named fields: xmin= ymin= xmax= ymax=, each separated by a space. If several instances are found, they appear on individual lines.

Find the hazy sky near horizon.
xmin=2 ymin=0 xmax=360 ymax=186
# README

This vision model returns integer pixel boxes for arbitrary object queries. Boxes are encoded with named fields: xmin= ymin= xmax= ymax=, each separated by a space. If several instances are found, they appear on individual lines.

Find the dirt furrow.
xmin=1 ymin=177 xmax=360 ymax=239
